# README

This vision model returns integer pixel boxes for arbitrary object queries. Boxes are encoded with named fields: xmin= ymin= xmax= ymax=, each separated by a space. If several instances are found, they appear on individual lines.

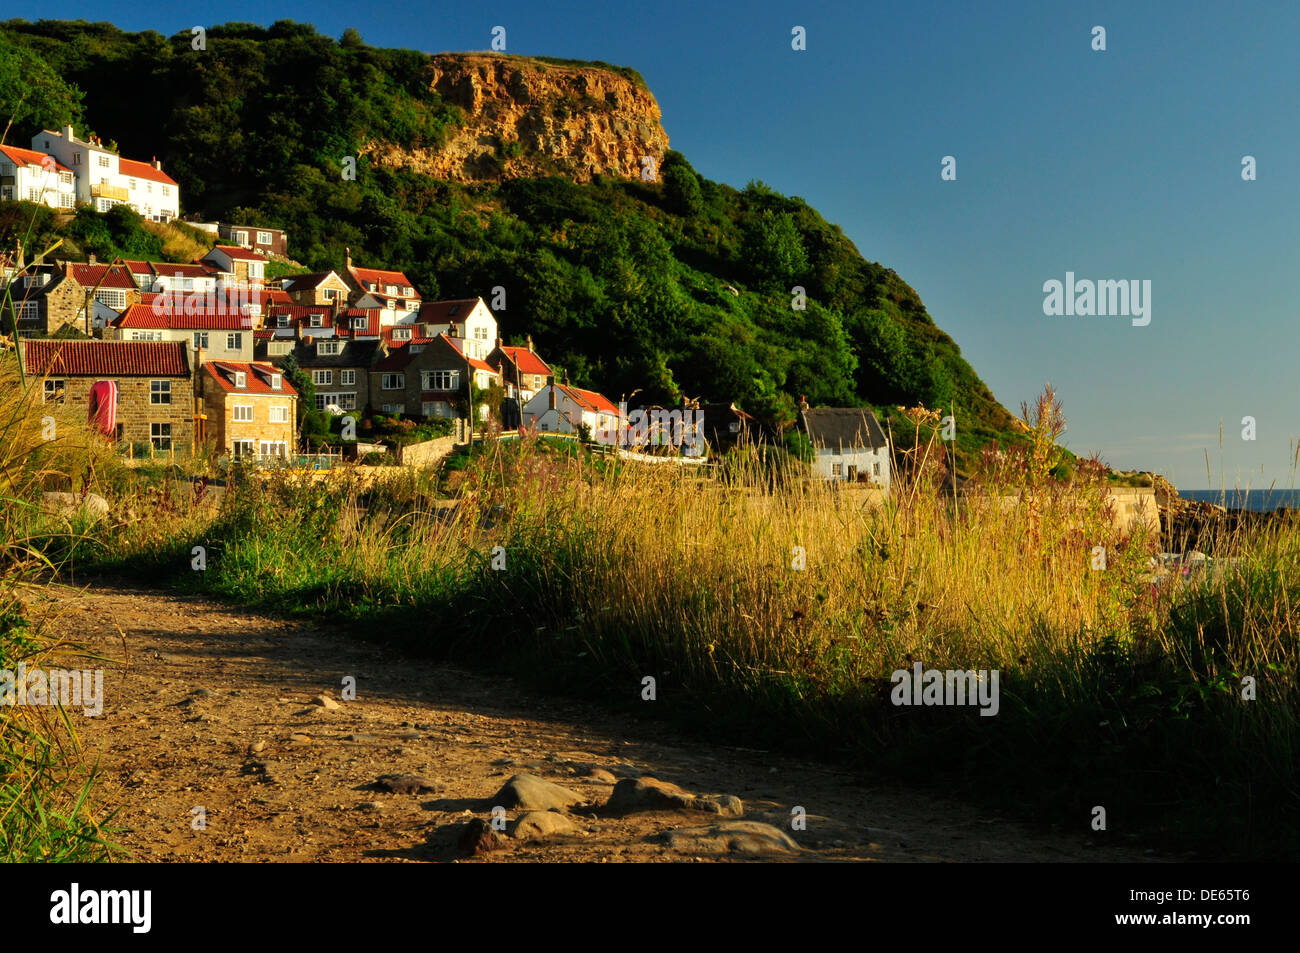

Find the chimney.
xmin=526 ymin=334 xmax=534 ymax=352
xmin=62 ymin=125 xmax=73 ymax=141
xmin=345 ymin=247 xmax=352 ymax=271
xmin=496 ymin=336 xmax=503 ymax=350
xmin=152 ymin=156 xmax=161 ymax=171
xmin=88 ymin=253 xmax=97 ymax=265
xmin=547 ymin=375 xmax=556 ymax=410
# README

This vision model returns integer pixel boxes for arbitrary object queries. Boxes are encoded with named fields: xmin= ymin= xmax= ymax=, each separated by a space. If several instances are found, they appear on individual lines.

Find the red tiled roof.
xmin=23 ymin=340 xmax=190 ymax=377
xmin=497 ymin=345 xmax=550 ymax=377
xmin=118 ymin=157 xmax=178 ymax=187
xmin=153 ymin=263 xmax=212 ymax=279
xmin=120 ymin=259 xmax=154 ymax=276
xmin=561 ymin=385 xmax=620 ymax=416
xmin=418 ymin=298 xmax=480 ymax=324
xmin=202 ymin=361 xmax=297 ymax=396
xmin=437 ymin=334 xmax=498 ymax=375
xmin=67 ymin=263 xmax=136 ymax=290
xmin=115 ymin=301 xmax=252 ymax=330
xmin=255 ymin=288 xmax=294 ymax=308
xmin=338 ymin=309 xmax=381 ymax=336
xmin=350 ymin=265 xmax=418 ymax=296
xmin=207 ymin=244 xmax=263 ymax=262
xmin=0 ymin=145 xmax=71 ymax=173
xmin=383 ymin=325 xmax=434 ymax=345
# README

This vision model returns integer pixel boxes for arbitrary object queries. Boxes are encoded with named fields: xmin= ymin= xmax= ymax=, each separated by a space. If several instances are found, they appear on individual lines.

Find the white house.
xmin=419 ymin=297 xmax=498 ymax=361
xmin=31 ymin=126 xmax=179 ymax=221
xmin=800 ymin=403 xmax=892 ymax=494
xmin=522 ymin=379 xmax=624 ymax=437
xmin=0 ymin=145 xmax=76 ymax=209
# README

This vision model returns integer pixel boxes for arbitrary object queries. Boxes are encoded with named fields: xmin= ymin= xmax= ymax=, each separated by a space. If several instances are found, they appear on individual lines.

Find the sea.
xmin=1179 ymin=489 xmax=1300 ymax=512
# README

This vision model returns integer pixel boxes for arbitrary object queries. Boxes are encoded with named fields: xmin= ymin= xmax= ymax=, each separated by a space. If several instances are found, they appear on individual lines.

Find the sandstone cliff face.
xmin=364 ymin=53 xmax=670 ymax=184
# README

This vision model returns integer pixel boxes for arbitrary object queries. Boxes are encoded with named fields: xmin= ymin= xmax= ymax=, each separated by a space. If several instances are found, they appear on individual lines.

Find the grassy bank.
xmin=0 ymin=356 xmax=120 ymax=861
xmin=59 ymin=423 xmax=1300 ymax=859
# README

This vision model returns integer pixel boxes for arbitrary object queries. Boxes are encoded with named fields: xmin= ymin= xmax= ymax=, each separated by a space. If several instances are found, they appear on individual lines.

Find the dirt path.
xmin=28 ymin=580 xmax=1162 ymax=863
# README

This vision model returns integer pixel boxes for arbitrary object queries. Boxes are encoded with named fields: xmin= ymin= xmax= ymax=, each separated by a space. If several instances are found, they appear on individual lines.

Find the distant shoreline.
xmin=1178 ymin=489 xmax=1300 ymax=513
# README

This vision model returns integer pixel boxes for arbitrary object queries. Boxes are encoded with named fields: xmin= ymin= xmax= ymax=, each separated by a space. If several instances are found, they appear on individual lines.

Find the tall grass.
xmin=0 ymin=353 xmax=122 ymax=861
xmin=73 ymin=422 xmax=1300 ymax=858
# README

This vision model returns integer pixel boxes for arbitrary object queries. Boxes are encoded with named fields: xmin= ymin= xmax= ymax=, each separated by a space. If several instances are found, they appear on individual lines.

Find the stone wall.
xmin=396 ymin=435 xmax=460 ymax=468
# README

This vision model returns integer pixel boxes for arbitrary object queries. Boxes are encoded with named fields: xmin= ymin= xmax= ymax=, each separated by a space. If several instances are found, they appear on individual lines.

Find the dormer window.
xmin=309 ymin=314 xmax=323 ymax=328
xmin=270 ymin=374 xmax=282 ymax=390
xmin=234 ymin=371 xmax=246 ymax=388
xmin=351 ymin=316 xmax=367 ymax=330
xmin=318 ymin=340 xmax=341 ymax=355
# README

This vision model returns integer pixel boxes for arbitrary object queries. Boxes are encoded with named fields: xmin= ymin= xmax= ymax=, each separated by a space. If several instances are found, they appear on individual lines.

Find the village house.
xmin=368 ymin=333 xmax=499 ymax=420
xmin=31 ymin=126 xmax=179 ymax=221
xmin=61 ymin=261 xmax=142 ymax=328
xmin=799 ymin=401 xmax=892 ymax=493
xmin=487 ymin=337 xmax=551 ymax=401
xmin=23 ymin=339 xmax=195 ymax=452
xmin=281 ymin=270 xmax=351 ymax=309
xmin=201 ymin=245 xmax=266 ymax=286
xmin=105 ymin=301 xmax=253 ymax=365
xmin=218 ymin=224 xmax=288 ymax=257
xmin=260 ymin=335 xmax=380 ymax=414
xmin=419 ymin=297 xmax=497 ymax=360
xmin=522 ymin=378 xmax=623 ymax=438
xmin=4 ymin=268 xmax=83 ymax=337
xmin=197 ymin=361 xmax=298 ymax=460
xmin=0 ymin=145 xmax=77 ymax=209
xmin=343 ymin=251 xmax=421 ymax=326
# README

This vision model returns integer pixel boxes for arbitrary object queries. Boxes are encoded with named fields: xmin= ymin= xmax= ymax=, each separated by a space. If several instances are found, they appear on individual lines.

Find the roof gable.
xmin=801 ymin=407 xmax=889 ymax=450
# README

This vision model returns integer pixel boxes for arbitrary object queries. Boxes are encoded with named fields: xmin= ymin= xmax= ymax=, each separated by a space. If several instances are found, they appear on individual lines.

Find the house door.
xmin=847 ymin=465 xmax=858 ymax=481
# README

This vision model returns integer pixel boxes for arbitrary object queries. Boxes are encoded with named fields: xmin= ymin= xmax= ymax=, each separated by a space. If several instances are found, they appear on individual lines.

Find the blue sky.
xmin=32 ymin=0 xmax=1299 ymax=489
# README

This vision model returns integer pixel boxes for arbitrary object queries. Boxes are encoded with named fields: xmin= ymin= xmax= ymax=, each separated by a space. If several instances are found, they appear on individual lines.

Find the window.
xmin=162 ymin=186 xmax=170 ymax=197
xmin=422 ymin=401 xmax=452 ymax=418
xmin=409 ymin=345 xmax=424 ymax=354
xmin=257 ymin=231 xmax=273 ymax=245
xmin=268 ymin=341 xmax=292 ymax=356
xmin=18 ymin=300 xmax=39 ymax=322
xmin=247 ymin=303 xmax=261 ymax=318
xmin=146 ymin=183 xmax=152 ymax=193
xmin=873 ymin=462 xmax=881 ymax=476
xmin=312 ymin=370 xmax=332 ymax=386
xmin=132 ymin=330 xmax=162 ymax=342
xmin=259 ymin=441 xmax=287 ymax=457
xmin=381 ymin=374 xmax=404 ymax=390
xmin=269 ymin=406 xmax=289 ymax=423
xmin=232 ymin=404 xmax=254 ymax=422
xmin=474 ymin=325 xmax=489 ymax=340
xmin=227 ymin=333 xmax=243 ymax=350
xmin=340 ymin=370 xmax=356 ymax=386
xmin=234 ymin=231 xmax=248 ymax=245
xmin=234 ymin=371 xmax=246 ymax=388
xmin=97 ymin=155 xmax=109 ymax=168
xmin=424 ymin=370 xmax=458 ymax=391
xmin=309 ymin=314 xmax=323 ymax=328
xmin=59 ymin=192 xmax=73 ymax=209
xmin=391 ymin=327 xmax=411 ymax=341
xmin=232 ymin=439 xmax=254 ymax=458
xmin=405 ymin=300 xmax=418 ymax=311
xmin=128 ymin=178 xmax=137 ymax=190
xmin=317 ymin=393 xmax=356 ymax=411
xmin=43 ymin=379 xmax=65 ymax=404
xmin=95 ymin=289 xmax=127 ymax=310
xmin=318 ymin=340 xmax=340 ymax=356
xmin=150 ymin=423 xmax=172 ymax=450
xmin=831 ymin=463 xmax=843 ymax=477
xmin=351 ymin=316 xmax=366 ymax=330
xmin=381 ymin=404 xmax=402 ymax=414
xmin=386 ymin=284 xmax=397 ymax=296
xmin=150 ymin=380 xmax=172 ymax=405
xmin=325 ymin=289 xmax=341 ymax=302
xmin=73 ymin=154 xmax=81 ymax=165
xmin=270 ymin=374 xmax=282 ymax=390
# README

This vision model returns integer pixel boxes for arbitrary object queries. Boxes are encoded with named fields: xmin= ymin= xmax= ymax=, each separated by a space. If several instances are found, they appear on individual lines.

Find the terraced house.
xmin=369 ymin=333 xmax=500 ymax=420
xmin=0 ymin=144 xmax=76 ymax=209
xmin=106 ymin=302 xmax=254 ymax=365
xmin=30 ymin=126 xmax=179 ymax=221
xmin=23 ymin=340 xmax=195 ymax=452
xmin=197 ymin=361 xmax=298 ymax=460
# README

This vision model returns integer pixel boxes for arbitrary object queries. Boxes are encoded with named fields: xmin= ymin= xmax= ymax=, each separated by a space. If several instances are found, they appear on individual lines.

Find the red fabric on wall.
xmin=87 ymin=379 xmax=117 ymax=436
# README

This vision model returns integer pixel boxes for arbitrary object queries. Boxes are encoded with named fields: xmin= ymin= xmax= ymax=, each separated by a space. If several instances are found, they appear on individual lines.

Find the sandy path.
xmin=27 ymin=580 xmax=1163 ymax=863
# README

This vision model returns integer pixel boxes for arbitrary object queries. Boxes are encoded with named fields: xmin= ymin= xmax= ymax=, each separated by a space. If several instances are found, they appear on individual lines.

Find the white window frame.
xmin=232 ymin=404 xmax=254 ymax=422
xmin=311 ymin=370 xmax=332 ymax=386
xmin=340 ymin=370 xmax=356 ymax=386
xmin=269 ymin=406 xmax=289 ymax=423
xmin=381 ymin=374 xmax=404 ymax=390
xmin=227 ymin=332 xmax=243 ymax=350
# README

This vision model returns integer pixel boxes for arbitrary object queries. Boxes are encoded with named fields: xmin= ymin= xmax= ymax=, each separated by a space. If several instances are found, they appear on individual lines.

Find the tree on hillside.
xmin=741 ymin=210 xmax=808 ymax=290
xmin=0 ymin=33 xmax=85 ymax=142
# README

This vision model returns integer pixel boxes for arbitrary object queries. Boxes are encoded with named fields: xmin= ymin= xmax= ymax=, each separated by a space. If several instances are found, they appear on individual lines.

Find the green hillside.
xmin=0 ymin=18 xmax=1018 ymax=459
